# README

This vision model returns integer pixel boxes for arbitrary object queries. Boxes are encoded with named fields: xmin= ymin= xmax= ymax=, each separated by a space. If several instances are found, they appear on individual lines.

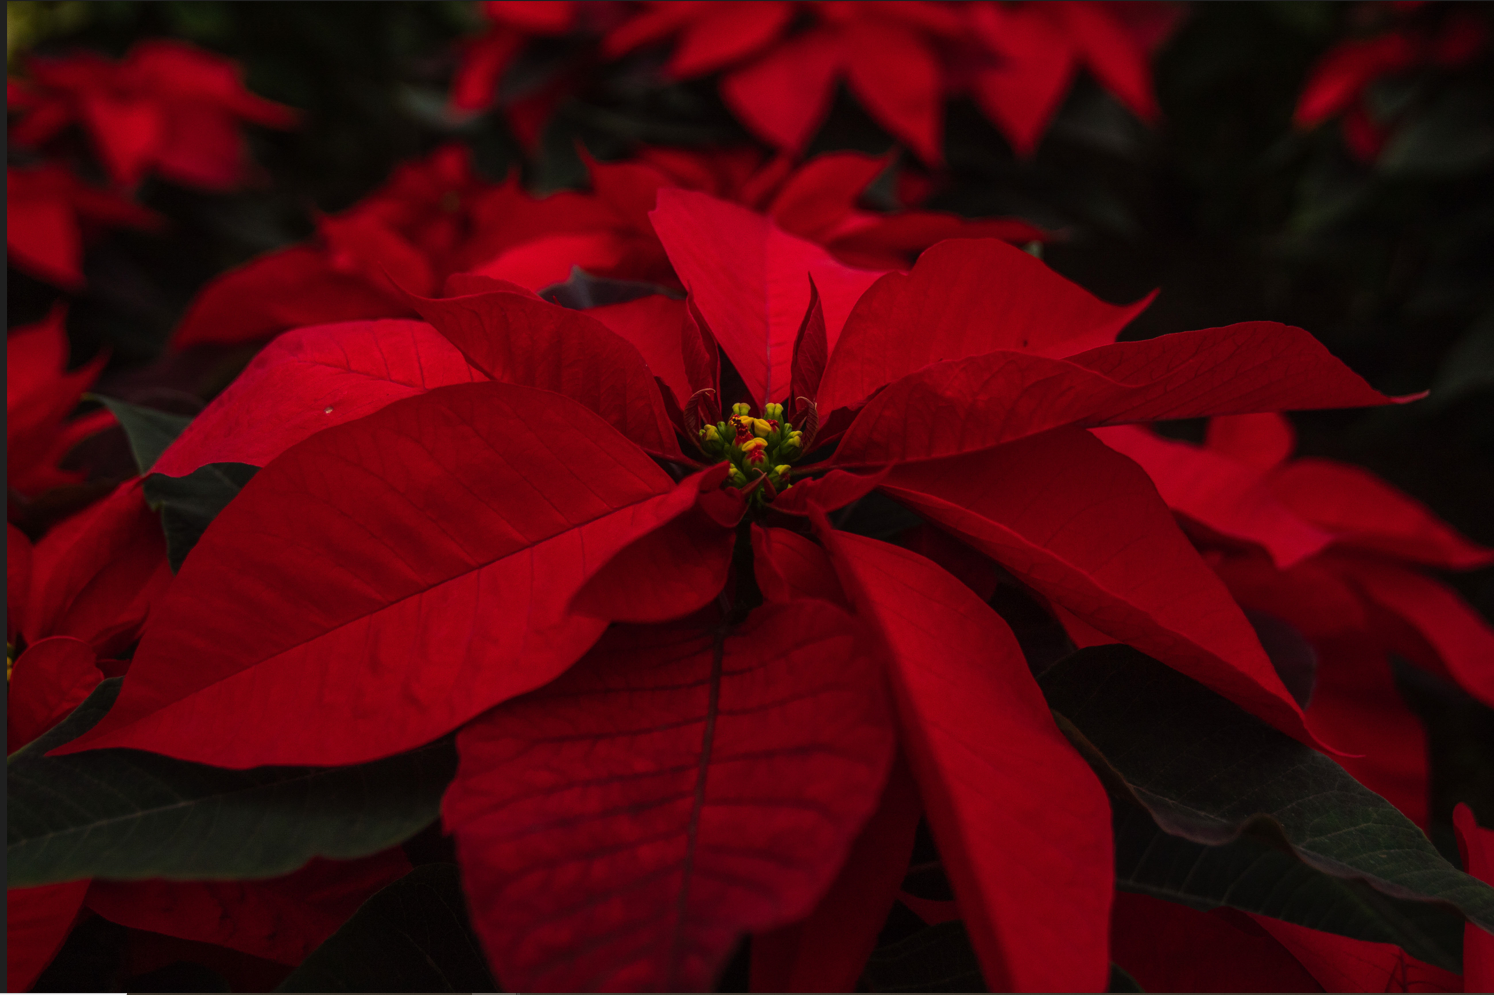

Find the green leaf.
xmin=275 ymin=864 xmax=497 ymax=993
xmin=538 ymin=266 xmax=683 ymax=310
xmin=8 ymin=679 xmax=456 ymax=887
xmin=143 ymin=462 xmax=260 ymax=572
xmin=92 ymin=396 xmax=193 ymax=475
xmin=1111 ymin=798 xmax=1464 ymax=971
xmin=1040 ymin=645 xmax=1494 ymax=935
xmin=1107 ymin=962 xmax=1144 ymax=993
xmin=860 ymin=921 xmax=986 ymax=993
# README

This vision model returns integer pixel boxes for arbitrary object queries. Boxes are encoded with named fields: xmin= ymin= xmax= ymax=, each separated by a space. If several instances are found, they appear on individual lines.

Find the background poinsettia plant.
xmin=9 ymin=1 xmax=1494 ymax=992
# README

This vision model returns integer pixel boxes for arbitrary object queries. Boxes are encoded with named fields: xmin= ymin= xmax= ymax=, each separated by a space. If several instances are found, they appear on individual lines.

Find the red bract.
xmin=1095 ymin=415 xmax=1494 ymax=825
xmin=6 ymin=308 xmax=117 ymax=502
xmin=6 ymin=163 xmax=162 ymax=289
xmin=449 ymin=1 xmax=577 ymax=115
xmin=602 ymin=1 xmax=1175 ymax=162
xmin=12 ymin=39 xmax=297 ymax=190
xmin=171 ymin=144 xmax=1043 ymax=349
xmin=57 ymin=191 xmax=1401 ymax=989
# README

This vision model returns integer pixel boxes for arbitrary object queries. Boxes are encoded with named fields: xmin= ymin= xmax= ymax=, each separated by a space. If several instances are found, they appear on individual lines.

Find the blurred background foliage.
xmin=8 ymin=0 xmax=1494 ymax=853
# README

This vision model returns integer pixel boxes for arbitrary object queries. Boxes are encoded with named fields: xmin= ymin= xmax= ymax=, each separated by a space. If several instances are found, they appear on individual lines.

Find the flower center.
xmin=697 ymin=402 xmax=802 ymax=504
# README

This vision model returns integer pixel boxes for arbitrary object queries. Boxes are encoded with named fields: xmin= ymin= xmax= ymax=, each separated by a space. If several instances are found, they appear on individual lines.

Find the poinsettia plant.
xmin=12 ymin=181 xmax=1494 ymax=992
xmin=9 ymin=3 xmax=1494 ymax=993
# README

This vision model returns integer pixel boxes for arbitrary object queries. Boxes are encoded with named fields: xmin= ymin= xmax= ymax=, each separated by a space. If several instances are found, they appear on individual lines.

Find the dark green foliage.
xmin=860 ymin=921 xmax=987 ymax=993
xmin=93 ymin=395 xmax=193 ymax=474
xmin=9 ymin=680 xmax=457 ymax=887
xmin=144 ymin=462 xmax=261 ymax=571
xmin=1041 ymin=645 xmax=1494 ymax=935
xmin=275 ymin=864 xmax=497 ymax=993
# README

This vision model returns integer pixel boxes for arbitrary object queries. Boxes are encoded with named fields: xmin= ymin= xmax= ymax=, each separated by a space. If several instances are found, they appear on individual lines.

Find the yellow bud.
xmin=751 ymin=418 xmax=774 ymax=438
xmin=732 ymin=402 xmax=751 ymax=416
xmin=702 ymin=424 xmax=720 ymax=442
xmin=774 ymin=465 xmax=792 ymax=478
xmin=764 ymin=402 xmax=784 ymax=421
xmin=741 ymin=437 xmax=767 ymax=452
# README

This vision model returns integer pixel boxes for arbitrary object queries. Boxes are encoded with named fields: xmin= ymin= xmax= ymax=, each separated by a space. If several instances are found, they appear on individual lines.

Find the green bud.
xmin=764 ymin=402 xmax=784 ymax=421
xmin=732 ymin=402 xmax=751 ymax=417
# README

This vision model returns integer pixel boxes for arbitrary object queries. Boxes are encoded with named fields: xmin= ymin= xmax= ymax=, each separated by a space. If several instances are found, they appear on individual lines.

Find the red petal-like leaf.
xmin=7 ymin=881 xmax=91 ymax=992
xmin=969 ymin=4 xmax=1076 ymax=157
xmin=85 ymin=851 xmax=411 ymax=966
xmin=1455 ymin=804 xmax=1494 ymax=993
xmin=1252 ymin=915 xmax=1461 ymax=993
xmin=788 ymin=275 xmax=828 ymax=418
xmin=669 ymin=1 xmax=793 ymax=78
xmin=766 ymin=151 xmax=888 ymax=242
xmin=154 ymin=319 xmax=483 ymax=477
xmin=1307 ymin=634 xmax=1430 ymax=826
xmin=586 ymin=295 xmax=694 ymax=410
xmin=817 ymin=239 xmax=1149 ymax=415
xmin=55 ymin=383 xmax=701 ymax=767
xmin=831 ymin=323 xmax=1396 ymax=467
xmin=879 ymin=429 xmax=1318 ymax=744
xmin=821 ymin=529 xmax=1113 ymax=992
xmin=171 ymin=246 xmax=408 ymax=350
xmin=1054 ymin=1 xmax=1159 ymax=122
xmin=570 ymin=467 xmax=742 ymax=624
xmin=750 ymin=753 xmax=921 ymax=993
xmin=25 ymin=479 xmax=172 ymax=657
xmin=842 ymin=21 xmax=943 ymax=164
xmin=1344 ymin=560 xmax=1494 ymax=709
xmin=1269 ymin=459 xmax=1494 ymax=570
xmin=8 ymin=636 xmax=103 ymax=754
xmin=1110 ymin=893 xmax=1325 ymax=993
xmin=1094 ymin=425 xmax=1334 ymax=569
xmin=720 ymin=28 xmax=844 ymax=154
xmin=444 ymin=601 xmax=895 ymax=991
xmin=650 ymin=187 xmax=883 ymax=408
xmin=1205 ymin=412 xmax=1297 ymax=469
xmin=411 ymin=290 xmax=682 ymax=458
xmin=751 ymin=525 xmax=846 ymax=606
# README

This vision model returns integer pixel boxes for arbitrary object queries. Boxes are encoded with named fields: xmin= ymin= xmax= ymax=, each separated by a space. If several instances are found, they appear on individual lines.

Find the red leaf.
xmin=154 ymin=319 xmax=484 ymax=478
xmin=170 ymin=245 xmax=409 ymax=350
xmin=750 ymin=753 xmax=921 ymax=993
xmin=1093 ymin=425 xmax=1334 ymax=569
xmin=830 ymin=323 xmax=1396 ymax=467
xmin=771 ymin=467 xmax=888 ymax=516
xmin=766 ymin=151 xmax=889 ymax=242
xmin=411 ymin=290 xmax=682 ymax=459
xmin=25 ymin=479 xmax=172 ymax=658
xmin=54 ymin=383 xmax=700 ymax=767
xmin=788 ymin=274 xmax=828 ymax=418
xmin=650 ymin=189 xmax=884 ymax=408
xmin=1252 ymin=915 xmax=1462 ymax=993
xmin=7 ymin=881 xmax=91 ymax=993
xmin=751 ymin=525 xmax=846 ymax=606
xmin=444 ymin=601 xmax=895 ymax=991
xmin=1054 ymin=2 xmax=1159 ymax=122
xmin=1269 ymin=459 xmax=1494 ymax=570
xmin=879 ymin=429 xmax=1319 ymax=745
xmin=85 ymin=851 xmax=411 ymax=965
xmin=816 ymin=239 xmax=1149 ymax=415
xmin=1205 ymin=412 xmax=1296 ymax=470
xmin=1345 ymin=560 xmax=1494 ymax=710
xmin=1308 ymin=633 xmax=1431 ymax=827
xmin=585 ymin=295 xmax=694 ymax=409
xmin=669 ymin=1 xmax=794 ymax=78
xmin=1454 ymin=804 xmax=1494 ymax=993
xmin=570 ymin=466 xmax=742 ymax=624
xmin=842 ymin=20 xmax=944 ymax=164
xmin=720 ymin=28 xmax=844 ymax=154
xmin=8 ymin=636 xmax=103 ymax=754
xmin=821 ymin=529 xmax=1113 ymax=992
xmin=1110 ymin=892 xmax=1325 ymax=993
xmin=7 ymin=306 xmax=111 ymax=496
xmin=969 ymin=4 xmax=1077 ymax=157
xmin=469 ymin=230 xmax=669 ymax=290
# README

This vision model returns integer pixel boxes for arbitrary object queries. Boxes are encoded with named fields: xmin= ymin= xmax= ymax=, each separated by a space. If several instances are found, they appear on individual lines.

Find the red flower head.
xmin=11 ymin=39 xmax=297 ymax=191
xmin=56 ymin=191 xmax=1403 ymax=991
